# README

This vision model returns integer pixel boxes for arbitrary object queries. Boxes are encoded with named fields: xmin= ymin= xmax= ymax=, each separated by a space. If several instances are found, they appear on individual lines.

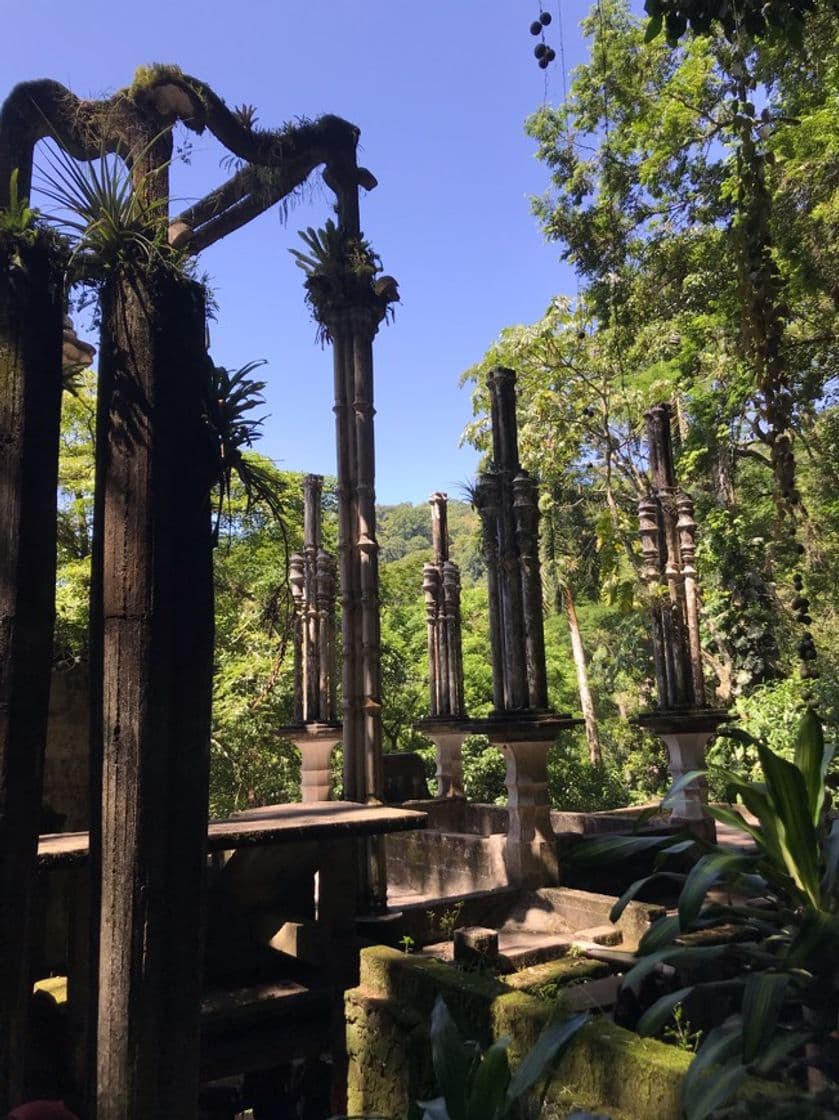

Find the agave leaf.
xmin=506 ymin=1013 xmax=587 ymax=1104
xmin=635 ymin=986 xmax=695 ymax=1037
xmin=741 ymin=972 xmax=788 ymax=1063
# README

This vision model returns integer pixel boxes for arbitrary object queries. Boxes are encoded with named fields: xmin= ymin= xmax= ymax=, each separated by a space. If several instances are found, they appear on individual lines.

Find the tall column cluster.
xmin=638 ymin=403 xmax=705 ymax=709
xmin=422 ymin=493 xmax=465 ymax=719
xmin=289 ymin=474 xmax=338 ymax=725
xmin=473 ymin=367 xmax=548 ymax=714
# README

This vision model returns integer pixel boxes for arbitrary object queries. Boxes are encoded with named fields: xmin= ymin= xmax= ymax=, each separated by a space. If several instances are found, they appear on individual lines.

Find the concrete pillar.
xmin=498 ymin=738 xmax=559 ymax=888
xmin=659 ymin=729 xmax=716 ymax=840
xmin=426 ymin=730 xmax=466 ymax=799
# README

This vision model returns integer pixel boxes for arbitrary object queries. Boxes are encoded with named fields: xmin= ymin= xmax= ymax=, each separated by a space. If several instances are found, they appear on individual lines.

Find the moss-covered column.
xmin=0 ymin=231 xmax=65 ymax=1112
xmin=94 ymin=268 xmax=215 ymax=1120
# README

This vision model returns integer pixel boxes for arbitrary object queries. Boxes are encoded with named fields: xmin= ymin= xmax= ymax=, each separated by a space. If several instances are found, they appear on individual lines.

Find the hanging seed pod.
xmin=535 ymin=42 xmax=547 ymax=58
xmin=540 ymin=10 xmax=552 ymax=24
xmin=792 ymin=596 xmax=809 ymax=611
xmin=538 ymin=56 xmax=550 ymax=68
xmin=546 ymin=47 xmax=557 ymax=61
xmin=793 ymin=574 xmax=804 ymax=589
xmin=530 ymin=20 xmax=542 ymax=34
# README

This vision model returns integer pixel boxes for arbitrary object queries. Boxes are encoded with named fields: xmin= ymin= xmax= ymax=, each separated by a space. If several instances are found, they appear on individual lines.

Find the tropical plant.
xmin=570 ymin=708 xmax=839 ymax=1119
xmin=290 ymin=218 xmax=397 ymax=342
xmin=203 ymin=359 xmax=290 ymax=537
xmin=0 ymin=169 xmax=38 ymax=236
xmin=35 ymin=133 xmax=172 ymax=277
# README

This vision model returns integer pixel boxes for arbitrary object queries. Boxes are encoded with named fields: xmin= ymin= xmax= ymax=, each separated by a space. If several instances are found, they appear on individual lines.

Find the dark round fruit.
xmin=546 ymin=47 xmax=556 ymax=61
xmin=541 ymin=10 xmax=552 ymax=24
xmin=535 ymin=43 xmax=547 ymax=58
xmin=530 ymin=20 xmax=542 ymax=34
xmin=538 ymin=56 xmax=550 ymax=68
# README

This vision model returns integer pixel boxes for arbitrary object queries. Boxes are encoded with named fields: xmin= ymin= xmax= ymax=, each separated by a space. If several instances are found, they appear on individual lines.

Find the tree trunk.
xmin=0 ymin=232 xmax=64 ymax=1112
xmin=563 ymin=584 xmax=602 ymax=766
xmin=94 ymin=268 xmax=215 ymax=1120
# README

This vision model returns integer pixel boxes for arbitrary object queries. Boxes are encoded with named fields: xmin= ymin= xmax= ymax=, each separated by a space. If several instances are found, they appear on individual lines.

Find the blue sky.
xmin=4 ymin=0 xmax=596 ymax=503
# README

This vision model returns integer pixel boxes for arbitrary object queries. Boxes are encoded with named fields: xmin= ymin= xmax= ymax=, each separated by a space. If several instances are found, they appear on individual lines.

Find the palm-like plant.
xmin=203 ymin=359 xmax=289 ymax=540
xmin=570 ymin=708 xmax=839 ymax=1120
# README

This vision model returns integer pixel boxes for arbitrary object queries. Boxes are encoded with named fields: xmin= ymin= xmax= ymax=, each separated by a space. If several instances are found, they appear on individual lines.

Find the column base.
xmin=278 ymin=723 xmax=342 ymax=803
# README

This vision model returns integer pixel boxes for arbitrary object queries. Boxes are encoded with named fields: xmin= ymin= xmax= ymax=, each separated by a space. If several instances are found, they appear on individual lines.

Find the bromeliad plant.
xmin=570 ymin=708 xmax=839 ymax=1120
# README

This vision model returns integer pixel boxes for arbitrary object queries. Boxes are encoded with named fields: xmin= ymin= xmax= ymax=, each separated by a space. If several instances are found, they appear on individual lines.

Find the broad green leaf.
xmin=822 ymin=819 xmax=839 ymax=896
xmin=635 ymin=986 xmax=694 ymax=1036
xmin=506 ymin=1013 xmax=588 ymax=1103
xmin=429 ymin=996 xmax=473 ymax=1120
xmin=661 ymin=769 xmax=706 ymax=810
xmin=758 ymin=744 xmax=822 ymax=906
xmin=751 ymin=1028 xmax=812 ymax=1075
xmin=794 ymin=708 xmax=825 ymax=824
xmin=566 ymin=833 xmax=677 ymax=865
xmin=741 ymin=973 xmax=788 ymax=1063
xmin=637 ymin=913 xmax=681 ymax=953
xmin=678 ymin=852 xmax=755 ymax=926
xmin=706 ymin=805 xmax=762 ymax=848
xmin=682 ymin=1021 xmax=745 ymax=1120
xmin=609 ymin=872 xmax=685 ymax=922
xmin=466 ymin=1039 xmax=511 ymax=1120
xmin=623 ymin=944 xmax=726 ymax=990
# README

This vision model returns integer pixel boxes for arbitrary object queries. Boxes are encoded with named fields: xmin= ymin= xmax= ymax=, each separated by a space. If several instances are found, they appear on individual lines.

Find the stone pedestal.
xmin=636 ymin=709 xmax=730 ymax=841
xmin=417 ymin=718 xmax=467 ymax=799
xmin=467 ymin=714 xmax=579 ymax=888
xmin=279 ymin=723 xmax=342 ymax=803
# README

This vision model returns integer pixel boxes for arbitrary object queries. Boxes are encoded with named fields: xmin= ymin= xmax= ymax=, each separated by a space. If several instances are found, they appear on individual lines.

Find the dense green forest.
xmin=54 ymin=0 xmax=839 ymax=818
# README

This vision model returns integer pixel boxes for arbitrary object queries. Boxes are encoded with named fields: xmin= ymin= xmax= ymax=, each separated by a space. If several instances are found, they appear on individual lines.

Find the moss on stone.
xmin=503 ymin=956 xmax=610 ymax=1002
xmin=128 ymin=64 xmax=186 ymax=100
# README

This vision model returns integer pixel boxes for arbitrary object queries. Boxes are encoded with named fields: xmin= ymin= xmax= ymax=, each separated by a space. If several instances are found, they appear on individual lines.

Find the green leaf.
xmin=566 ymin=833 xmax=677 ymax=865
xmin=637 ymin=913 xmax=681 ymax=953
xmin=751 ymin=1028 xmax=812 ymax=1076
xmin=822 ymin=819 xmax=839 ymax=896
xmin=661 ymin=769 xmax=706 ymax=810
xmin=741 ymin=973 xmax=788 ymax=1063
xmin=429 ymin=997 xmax=474 ymax=1120
xmin=506 ymin=1013 xmax=588 ymax=1103
xmin=609 ymin=872 xmax=685 ymax=922
xmin=758 ymin=744 xmax=822 ymax=906
xmin=682 ymin=1021 xmax=745 ymax=1120
xmin=466 ymin=1039 xmax=511 ymax=1120
xmin=678 ymin=852 xmax=756 ymax=927
xmin=623 ymin=944 xmax=726 ymax=990
xmin=794 ymin=708 xmax=825 ymax=824
xmin=635 ymin=987 xmax=694 ymax=1036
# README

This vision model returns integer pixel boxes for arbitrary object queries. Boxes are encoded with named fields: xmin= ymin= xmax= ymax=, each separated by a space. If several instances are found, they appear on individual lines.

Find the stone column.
xmin=499 ymin=738 xmax=559 ymax=887
xmin=419 ymin=493 xmax=468 ymax=797
xmin=474 ymin=368 xmax=549 ymax=716
xmin=0 ymin=231 xmax=65 ymax=1112
xmin=95 ymin=271 xmax=215 ymax=1120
